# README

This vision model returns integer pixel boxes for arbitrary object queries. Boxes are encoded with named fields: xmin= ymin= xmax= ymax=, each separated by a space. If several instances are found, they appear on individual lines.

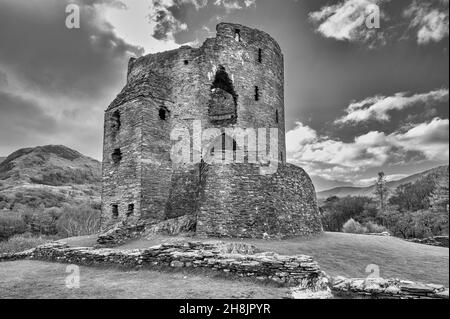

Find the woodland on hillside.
xmin=320 ymin=169 xmax=449 ymax=239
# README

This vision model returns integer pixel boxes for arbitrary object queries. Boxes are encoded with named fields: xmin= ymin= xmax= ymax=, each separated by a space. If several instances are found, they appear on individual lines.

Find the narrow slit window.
xmin=111 ymin=110 xmax=121 ymax=132
xmin=112 ymin=148 xmax=122 ymax=164
xmin=127 ymin=204 xmax=134 ymax=217
xmin=112 ymin=205 xmax=119 ymax=219
xmin=280 ymin=152 xmax=284 ymax=162
xmin=258 ymin=48 xmax=262 ymax=63
xmin=255 ymin=86 xmax=260 ymax=101
xmin=235 ymin=29 xmax=241 ymax=42
xmin=276 ymin=110 xmax=279 ymax=123
xmin=159 ymin=107 xmax=168 ymax=121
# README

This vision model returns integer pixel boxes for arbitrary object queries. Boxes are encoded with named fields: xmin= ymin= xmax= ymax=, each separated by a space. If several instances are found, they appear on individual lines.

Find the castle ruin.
xmin=101 ymin=23 xmax=322 ymax=239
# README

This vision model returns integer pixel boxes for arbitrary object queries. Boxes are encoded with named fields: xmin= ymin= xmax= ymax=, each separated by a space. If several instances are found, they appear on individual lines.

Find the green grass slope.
xmin=0 ymin=261 xmax=289 ymax=299
xmin=60 ymin=232 xmax=449 ymax=286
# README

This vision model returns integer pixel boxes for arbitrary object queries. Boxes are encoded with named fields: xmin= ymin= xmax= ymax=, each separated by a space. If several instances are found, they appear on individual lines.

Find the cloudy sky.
xmin=0 ymin=0 xmax=448 ymax=190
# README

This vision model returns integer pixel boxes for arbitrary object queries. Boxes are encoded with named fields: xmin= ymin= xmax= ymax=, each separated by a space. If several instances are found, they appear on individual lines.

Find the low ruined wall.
xmin=407 ymin=236 xmax=449 ymax=248
xmin=1 ymin=242 xmax=448 ymax=299
xmin=197 ymin=163 xmax=323 ymax=239
xmin=331 ymin=277 xmax=449 ymax=299
xmin=0 ymin=242 xmax=326 ymax=289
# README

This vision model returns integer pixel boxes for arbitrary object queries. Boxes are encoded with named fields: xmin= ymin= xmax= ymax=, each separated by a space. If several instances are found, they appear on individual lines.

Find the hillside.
xmin=0 ymin=145 xmax=100 ymax=186
xmin=0 ymin=157 xmax=4 ymax=164
xmin=0 ymin=145 xmax=101 ymax=211
xmin=317 ymin=165 xmax=449 ymax=199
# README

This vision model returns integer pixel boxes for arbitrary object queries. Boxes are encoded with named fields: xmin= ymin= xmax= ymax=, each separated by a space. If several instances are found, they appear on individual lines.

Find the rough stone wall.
xmin=197 ymin=163 xmax=323 ymax=239
xmin=0 ymin=242 xmax=327 ymax=289
xmin=2 ymin=243 xmax=448 ymax=299
xmin=101 ymin=101 xmax=143 ymax=227
xmin=331 ymin=276 xmax=449 ymax=299
xmin=100 ymin=22 xmax=318 ymax=238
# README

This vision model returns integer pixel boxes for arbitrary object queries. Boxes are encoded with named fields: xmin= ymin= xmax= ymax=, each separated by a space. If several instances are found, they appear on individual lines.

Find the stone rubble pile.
xmin=144 ymin=215 xmax=197 ymax=237
xmin=331 ymin=276 xmax=449 ymax=299
xmin=96 ymin=221 xmax=152 ymax=247
xmin=0 ymin=241 xmax=327 ymax=289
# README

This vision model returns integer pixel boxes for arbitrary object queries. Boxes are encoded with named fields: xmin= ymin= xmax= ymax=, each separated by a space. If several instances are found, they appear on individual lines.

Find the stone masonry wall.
xmin=0 ymin=242 xmax=327 ymax=290
xmin=197 ymin=163 xmax=323 ymax=239
xmin=100 ymin=22 xmax=319 ymax=238
xmin=1 ymin=243 xmax=448 ymax=299
xmin=331 ymin=276 xmax=449 ymax=299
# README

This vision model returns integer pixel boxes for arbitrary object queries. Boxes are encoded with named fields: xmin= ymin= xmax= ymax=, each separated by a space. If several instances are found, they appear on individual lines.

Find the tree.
xmin=374 ymin=172 xmax=389 ymax=214
xmin=429 ymin=174 xmax=449 ymax=214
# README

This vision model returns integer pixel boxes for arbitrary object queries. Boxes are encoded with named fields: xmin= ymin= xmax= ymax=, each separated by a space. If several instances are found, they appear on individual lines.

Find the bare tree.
xmin=374 ymin=172 xmax=389 ymax=214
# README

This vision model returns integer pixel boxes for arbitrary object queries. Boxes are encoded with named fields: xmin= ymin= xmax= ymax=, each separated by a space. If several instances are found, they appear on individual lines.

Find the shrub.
xmin=365 ymin=221 xmax=388 ymax=234
xmin=0 ymin=234 xmax=50 ymax=254
xmin=342 ymin=218 xmax=368 ymax=234
xmin=0 ymin=213 xmax=27 ymax=240
xmin=56 ymin=203 xmax=101 ymax=238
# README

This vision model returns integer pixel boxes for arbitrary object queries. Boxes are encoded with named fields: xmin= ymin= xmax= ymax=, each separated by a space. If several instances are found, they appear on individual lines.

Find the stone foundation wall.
xmin=1 ymin=242 xmax=448 ymax=299
xmin=197 ymin=163 xmax=322 ymax=239
xmin=0 ymin=242 xmax=327 ymax=289
xmin=331 ymin=276 xmax=449 ymax=299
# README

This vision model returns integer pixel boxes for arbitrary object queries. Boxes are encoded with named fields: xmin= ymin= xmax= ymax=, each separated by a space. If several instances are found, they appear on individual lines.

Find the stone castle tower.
xmin=101 ymin=23 xmax=322 ymax=239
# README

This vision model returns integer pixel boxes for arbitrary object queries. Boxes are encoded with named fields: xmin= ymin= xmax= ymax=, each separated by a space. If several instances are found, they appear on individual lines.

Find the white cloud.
xmin=335 ymin=88 xmax=449 ymax=124
xmin=214 ymin=0 xmax=256 ymax=11
xmin=358 ymin=173 xmax=409 ymax=186
xmin=404 ymin=0 xmax=449 ymax=45
xmin=287 ymin=118 xmax=449 ymax=184
xmin=309 ymin=0 xmax=384 ymax=43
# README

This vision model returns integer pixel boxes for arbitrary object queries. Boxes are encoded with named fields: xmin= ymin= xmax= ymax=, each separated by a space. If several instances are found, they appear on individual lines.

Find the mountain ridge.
xmin=317 ymin=165 xmax=449 ymax=199
xmin=0 ymin=145 xmax=101 ymax=212
xmin=0 ymin=145 xmax=101 ymax=186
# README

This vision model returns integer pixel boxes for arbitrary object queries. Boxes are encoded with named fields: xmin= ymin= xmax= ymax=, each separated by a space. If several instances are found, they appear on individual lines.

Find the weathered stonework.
xmin=101 ymin=22 xmax=322 ymax=239
xmin=331 ymin=276 xmax=449 ymax=299
xmin=0 ymin=242 xmax=328 ymax=289
xmin=1 ymin=243 xmax=447 ymax=299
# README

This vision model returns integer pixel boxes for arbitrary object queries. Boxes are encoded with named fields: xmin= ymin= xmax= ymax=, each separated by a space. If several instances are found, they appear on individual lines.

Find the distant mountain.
xmin=0 ymin=145 xmax=101 ymax=211
xmin=0 ymin=145 xmax=101 ymax=186
xmin=317 ymin=165 xmax=449 ymax=199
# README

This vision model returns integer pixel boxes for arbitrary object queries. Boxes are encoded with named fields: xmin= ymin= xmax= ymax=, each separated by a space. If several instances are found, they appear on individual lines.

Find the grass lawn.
xmin=57 ymin=232 xmax=450 ymax=286
xmin=0 ymin=260 xmax=290 ymax=299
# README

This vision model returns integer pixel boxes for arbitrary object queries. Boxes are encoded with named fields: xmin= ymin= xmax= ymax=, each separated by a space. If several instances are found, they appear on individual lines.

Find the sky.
xmin=0 ymin=0 xmax=448 ymax=191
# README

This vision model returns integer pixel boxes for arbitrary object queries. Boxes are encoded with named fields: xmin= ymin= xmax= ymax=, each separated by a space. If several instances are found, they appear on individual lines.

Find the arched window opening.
xmin=208 ymin=133 xmax=239 ymax=161
xmin=184 ymin=60 xmax=189 ymax=65
xmin=275 ymin=110 xmax=279 ymax=123
xmin=112 ymin=148 xmax=122 ymax=164
xmin=211 ymin=66 xmax=238 ymax=104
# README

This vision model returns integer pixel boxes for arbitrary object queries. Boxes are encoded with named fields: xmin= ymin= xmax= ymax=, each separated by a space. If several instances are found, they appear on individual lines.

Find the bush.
xmin=0 ymin=233 xmax=50 ymax=254
xmin=0 ymin=213 xmax=27 ymax=240
xmin=365 ymin=221 xmax=388 ymax=234
xmin=342 ymin=218 xmax=368 ymax=234
xmin=56 ymin=203 xmax=101 ymax=238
